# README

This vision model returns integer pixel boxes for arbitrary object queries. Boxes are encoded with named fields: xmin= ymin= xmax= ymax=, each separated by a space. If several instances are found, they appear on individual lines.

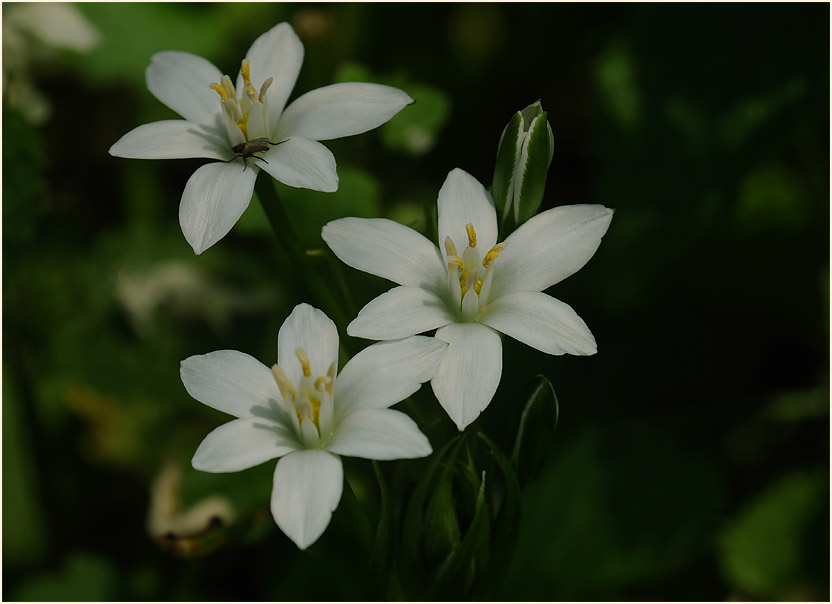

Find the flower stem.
xmin=254 ymin=177 xmax=350 ymax=331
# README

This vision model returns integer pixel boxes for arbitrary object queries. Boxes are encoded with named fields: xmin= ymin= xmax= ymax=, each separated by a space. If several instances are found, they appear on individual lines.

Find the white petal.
xmin=109 ymin=120 xmax=230 ymax=160
xmin=276 ymin=82 xmax=413 ymax=141
xmin=437 ymin=168 xmax=498 ymax=258
xmin=334 ymin=336 xmax=447 ymax=418
xmin=271 ymin=449 xmax=343 ymax=550
xmin=490 ymin=204 xmax=613 ymax=298
xmin=347 ymin=286 xmax=455 ymax=340
xmin=239 ymin=22 xmax=303 ymax=134
xmin=480 ymin=291 xmax=596 ymax=355
xmin=322 ymin=217 xmax=446 ymax=293
xmin=180 ymin=350 xmax=282 ymax=418
xmin=277 ymin=304 xmax=339 ymax=386
xmin=192 ymin=417 xmax=300 ymax=473
xmin=258 ymin=137 xmax=338 ymax=192
xmin=326 ymin=409 xmax=431 ymax=460
xmin=430 ymin=323 xmax=502 ymax=431
xmin=146 ymin=51 xmax=223 ymax=127
xmin=178 ymin=161 xmax=257 ymax=255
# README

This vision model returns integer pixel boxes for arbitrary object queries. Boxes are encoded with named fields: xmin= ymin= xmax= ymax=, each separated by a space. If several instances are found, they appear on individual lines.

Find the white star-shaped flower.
xmin=110 ymin=22 xmax=412 ymax=254
xmin=323 ymin=168 xmax=613 ymax=430
xmin=181 ymin=303 xmax=445 ymax=549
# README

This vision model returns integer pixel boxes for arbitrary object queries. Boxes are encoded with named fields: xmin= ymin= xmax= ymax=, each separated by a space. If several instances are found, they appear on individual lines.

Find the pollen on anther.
xmin=210 ymin=83 xmax=228 ymax=100
xmin=314 ymin=375 xmax=331 ymax=392
xmin=241 ymin=59 xmax=252 ymax=87
xmin=465 ymin=224 xmax=478 ymax=248
xmin=296 ymin=348 xmax=312 ymax=377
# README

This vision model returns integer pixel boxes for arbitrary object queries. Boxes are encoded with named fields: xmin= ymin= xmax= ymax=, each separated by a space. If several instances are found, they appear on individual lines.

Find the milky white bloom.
xmin=323 ymin=169 xmax=613 ymax=430
xmin=181 ymin=303 xmax=445 ymax=549
xmin=110 ymin=23 xmax=413 ymax=255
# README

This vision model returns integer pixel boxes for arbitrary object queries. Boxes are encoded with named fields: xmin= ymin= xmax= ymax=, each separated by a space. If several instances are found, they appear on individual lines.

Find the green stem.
xmin=254 ymin=177 xmax=349 ymax=331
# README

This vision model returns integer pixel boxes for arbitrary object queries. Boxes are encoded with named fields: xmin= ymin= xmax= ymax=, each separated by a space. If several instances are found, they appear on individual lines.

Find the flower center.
xmin=444 ymin=223 xmax=506 ymax=322
xmin=271 ymin=347 xmax=335 ymax=448
xmin=210 ymin=59 xmax=273 ymax=145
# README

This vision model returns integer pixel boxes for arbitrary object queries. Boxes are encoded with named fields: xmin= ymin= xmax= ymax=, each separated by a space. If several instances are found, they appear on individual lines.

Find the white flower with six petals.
xmin=110 ymin=22 xmax=413 ymax=254
xmin=323 ymin=168 xmax=613 ymax=430
xmin=181 ymin=303 xmax=445 ymax=549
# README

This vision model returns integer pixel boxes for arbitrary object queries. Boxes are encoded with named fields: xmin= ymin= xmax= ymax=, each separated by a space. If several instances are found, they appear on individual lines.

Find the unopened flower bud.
xmin=492 ymin=100 xmax=555 ymax=233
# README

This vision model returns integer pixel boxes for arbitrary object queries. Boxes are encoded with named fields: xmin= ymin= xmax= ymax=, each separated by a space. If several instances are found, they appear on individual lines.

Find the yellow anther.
xmin=220 ymin=75 xmax=236 ymax=99
xmin=482 ymin=243 xmax=506 ymax=268
xmin=475 ymin=278 xmax=484 ymax=295
xmin=241 ymin=59 xmax=252 ymax=87
xmin=259 ymin=77 xmax=273 ymax=103
xmin=314 ymin=375 xmax=331 ymax=392
xmin=271 ymin=365 xmax=297 ymax=402
xmin=444 ymin=236 xmax=458 ymax=258
xmin=465 ymin=223 xmax=477 ymax=248
xmin=448 ymin=256 xmax=464 ymax=272
xmin=295 ymin=348 xmax=312 ymax=377
xmin=210 ymin=83 xmax=228 ymax=100
xmin=325 ymin=362 xmax=336 ymax=395
xmin=246 ymin=86 xmax=256 ymax=98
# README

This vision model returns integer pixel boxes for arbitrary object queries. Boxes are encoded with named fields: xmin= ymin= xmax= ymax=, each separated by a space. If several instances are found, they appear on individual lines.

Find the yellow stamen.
xmin=271 ymin=365 xmax=297 ymax=402
xmin=220 ymin=75 xmax=236 ymax=100
xmin=444 ymin=236 xmax=458 ymax=258
xmin=448 ymin=256 xmax=464 ymax=271
xmin=466 ymin=223 xmax=477 ymax=248
xmin=482 ymin=243 xmax=506 ymax=268
xmin=325 ymin=362 xmax=336 ymax=395
xmin=314 ymin=376 xmax=331 ymax=392
xmin=210 ymin=83 xmax=228 ymax=100
xmin=475 ymin=278 xmax=484 ymax=295
xmin=259 ymin=77 xmax=273 ymax=103
xmin=241 ymin=59 xmax=252 ymax=88
xmin=296 ymin=348 xmax=312 ymax=377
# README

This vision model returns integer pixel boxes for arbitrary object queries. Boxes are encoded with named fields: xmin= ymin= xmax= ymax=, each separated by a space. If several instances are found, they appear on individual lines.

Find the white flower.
xmin=181 ymin=303 xmax=445 ymax=549
xmin=109 ymin=23 xmax=413 ymax=255
xmin=322 ymin=168 xmax=613 ymax=430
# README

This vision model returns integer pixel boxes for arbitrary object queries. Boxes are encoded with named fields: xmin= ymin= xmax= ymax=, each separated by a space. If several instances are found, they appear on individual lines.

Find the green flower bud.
xmin=492 ymin=100 xmax=555 ymax=233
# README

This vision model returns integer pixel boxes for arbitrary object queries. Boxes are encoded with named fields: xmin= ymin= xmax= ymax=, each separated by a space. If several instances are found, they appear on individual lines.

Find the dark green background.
xmin=3 ymin=2 xmax=829 ymax=601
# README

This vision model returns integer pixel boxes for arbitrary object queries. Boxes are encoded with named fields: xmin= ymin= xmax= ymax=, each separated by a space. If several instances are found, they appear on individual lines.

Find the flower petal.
xmin=239 ymin=22 xmax=303 ymax=134
xmin=431 ymin=323 xmax=502 ymax=431
xmin=178 ymin=161 xmax=257 ymax=255
xmin=348 ymin=286 xmax=455 ymax=340
xmin=490 ymin=204 xmax=613 ymax=298
xmin=276 ymin=82 xmax=413 ymax=141
xmin=192 ymin=417 xmax=300 ymax=473
xmin=271 ymin=449 xmax=343 ymax=550
xmin=326 ymin=408 xmax=431 ymax=460
xmin=258 ymin=137 xmax=338 ymax=192
xmin=109 ymin=120 xmax=230 ymax=161
xmin=322 ymin=217 xmax=446 ymax=292
xmin=334 ymin=336 xmax=447 ymax=419
xmin=180 ymin=350 xmax=282 ymax=418
xmin=438 ymin=168 xmax=498 ymax=258
xmin=480 ymin=291 xmax=596 ymax=355
xmin=146 ymin=51 xmax=224 ymax=127
xmin=277 ymin=304 xmax=340 ymax=387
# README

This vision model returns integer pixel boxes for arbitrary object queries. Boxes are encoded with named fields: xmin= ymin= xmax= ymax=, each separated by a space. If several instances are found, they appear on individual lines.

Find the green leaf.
xmin=492 ymin=110 xmax=522 ymax=223
xmin=432 ymin=471 xmax=490 ymax=599
xmin=510 ymin=375 xmax=560 ymax=485
xmin=402 ymin=434 xmax=463 ymax=568
xmin=369 ymin=461 xmax=394 ymax=596
xmin=423 ymin=458 xmax=462 ymax=564
xmin=13 ymin=553 xmax=117 ymax=601
xmin=718 ymin=471 xmax=827 ymax=599
xmin=380 ymin=83 xmax=451 ymax=157
xmin=516 ymin=111 xmax=554 ymax=224
xmin=474 ymin=433 xmax=522 ymax=598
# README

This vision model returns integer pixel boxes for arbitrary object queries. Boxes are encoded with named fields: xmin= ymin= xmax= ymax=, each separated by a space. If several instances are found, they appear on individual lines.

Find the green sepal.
xmin=516 ymin=110 xmax=555 ymax=224
xmin=492 ymin=111 xmax=523 ymax=223
xmin=510 ymin=374 xmax=560 ymax=485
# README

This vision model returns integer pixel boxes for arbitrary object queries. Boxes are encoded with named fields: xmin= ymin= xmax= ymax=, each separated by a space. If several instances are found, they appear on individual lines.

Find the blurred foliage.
xmin=2 ymin=2 xmax=829 ymax=601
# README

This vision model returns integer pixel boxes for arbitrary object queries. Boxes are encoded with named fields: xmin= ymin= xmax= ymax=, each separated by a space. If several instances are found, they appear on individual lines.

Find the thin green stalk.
xmin=254 ymin=177 xmax=349 ymax=330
